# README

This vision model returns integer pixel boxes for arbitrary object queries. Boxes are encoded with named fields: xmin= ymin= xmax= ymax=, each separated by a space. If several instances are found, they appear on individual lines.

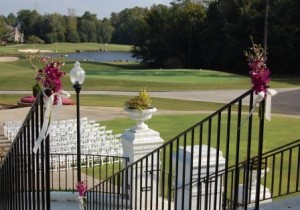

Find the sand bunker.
xmin=0 ymin=57 xmax=19 ymax=62
xmin=18 ymin=49 xmax=52 ymax=53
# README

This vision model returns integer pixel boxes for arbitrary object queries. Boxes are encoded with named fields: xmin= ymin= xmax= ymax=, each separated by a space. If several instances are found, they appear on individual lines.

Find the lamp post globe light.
xmin=70 ymin=61 xmax=85 ymax=182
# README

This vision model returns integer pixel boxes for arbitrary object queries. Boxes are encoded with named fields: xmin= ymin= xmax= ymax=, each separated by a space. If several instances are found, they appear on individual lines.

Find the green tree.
xmin=132 ymin=2 xmax=206 ymax=68
xmin=17 ymin=10 xmax=40 ymax=37
xmin=5 ymin=13 xmax=17 ymax=25
xmin=132 ymin=4 xmax=170 ymax=66
xmin=267 ymin=0 xmax=300 ymax=74
xmin=65 ymin=8 xmax=79 ymax=43
xmin=78 ymin=12 xmax=98 ymax=42
xmin=111 ymin=7 xmax=148 ymax=44
xmin=43 ymin=13 xmax=66 ymax=43
xmin=97 ymin=18 xmax=114 ymax=43
xmin=0 ymin=16 xmax=9 ymax=41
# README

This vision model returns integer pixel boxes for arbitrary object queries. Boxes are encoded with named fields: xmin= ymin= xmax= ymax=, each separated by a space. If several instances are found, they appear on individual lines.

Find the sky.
xmin=0 ymin=0 xmax=172 ymax=19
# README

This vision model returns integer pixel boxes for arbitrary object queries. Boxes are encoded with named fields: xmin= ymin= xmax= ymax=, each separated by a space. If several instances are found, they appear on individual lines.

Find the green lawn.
xmin=0 ymin=59 xmax=299 ymax=91
xmin=101 ymin=113 xmax=300 ymax=152
xmin=0 ymin=43 xmax=132 ymax=55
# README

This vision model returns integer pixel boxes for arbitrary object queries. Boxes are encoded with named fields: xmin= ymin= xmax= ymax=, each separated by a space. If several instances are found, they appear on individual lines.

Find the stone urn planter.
xmin=245 ymin=158 xmax=268 ymax=189
xmin=249 ymin=167 xmax=269 ymax=188
xmin=125 ymin=107 xmax=157 ymax=131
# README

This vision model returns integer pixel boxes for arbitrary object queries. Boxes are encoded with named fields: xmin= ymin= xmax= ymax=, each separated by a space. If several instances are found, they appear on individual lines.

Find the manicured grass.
xmin=0 ymin=94 xmax=28 ymax=105
xmin=0 ymin=93 xmax=226 ymax=112
xmin=101 ymin=113 xmax=300 ymax=151
xmin=79 ymin=95 xmax=225 ymax=111
xmin=0 ymin=43 xmax=132 ymax=55
xmin=0 ymin=59 xmax=299 ymax=91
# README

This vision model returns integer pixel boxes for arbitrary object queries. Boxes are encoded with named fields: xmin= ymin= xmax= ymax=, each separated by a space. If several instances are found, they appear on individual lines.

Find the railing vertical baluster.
xmin=139 ymin=159 xmax=143 ymax=209
xmin=233 ymin=99 xmax=243 ymax=209
xmin=262 ymin=158 xmax=268 ymax=199
xmin=24 ymin=126 xmax=29 ymax=210
xmin=168 ymin=141 xmax=173 ymax=210
xmin=35 ymin=100 xmax=41 ymax=210
xmin=15 ymin=140 xmax=20 ymax=209
xmin=27 ymin=121 xmax=32 ymax=210
xmin=161 ymin=147 xmax=166 ymax=210
xmin=296 ymin=146 xmax=300 ymax=191
xmin=255 ymin=99 xmax=265 ymax=209
xmin=223 ymin=106 xmax=231 ymax=210
xmin=205 ymin=119 xmax=212 ymax=210
xmin=45 ymin=135 xmax=50 ymax=210
xmin=145 ymin=156 xmax=148 ymax=210
xmin=188 ymin=129 xmax=194 ymax=209
xmin=31 ymin=111 xmax=36 ymax=210
xmin=270 ymin=155 xmax=276 ymax=196
xmin=155 ymin=150 xmax=160 ymax=210
xmin=174 ymin=137 xmax=180 ymax=210
xmin=150 ymin=154 xmax=154 ymax=210
xmin=287 ymin=149 xmax=293 ymax=193
xmin=244 ymin=91 xmax=254 ymax=209
xmin=214 ymin=113 xmax=221 ymax=210
xmin=8 ymin=153 xmax=12 ymax=209
xmin=196 ymin=124 xmax=203 ymax=210
xmin=181 ymin=133 xmax=187 ymax=210
xmin=20 ymin=132 xmax=25 ymax=209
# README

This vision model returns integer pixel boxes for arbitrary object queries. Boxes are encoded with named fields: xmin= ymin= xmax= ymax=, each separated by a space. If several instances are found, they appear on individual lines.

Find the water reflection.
xmin=49 ymin=51 xmax=138 ymax=62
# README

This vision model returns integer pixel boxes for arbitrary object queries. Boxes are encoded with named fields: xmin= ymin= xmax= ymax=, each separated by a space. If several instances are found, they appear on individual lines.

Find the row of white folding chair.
xmin=49 ymin=127 xmax=122 ymax=157
xmin=3 ymin=121 xmax=22 ymax=141
xmin=50 ymin=154 xmax=87 ymax=171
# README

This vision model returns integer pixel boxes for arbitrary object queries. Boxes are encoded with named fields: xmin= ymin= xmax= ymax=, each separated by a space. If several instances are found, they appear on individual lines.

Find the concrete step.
xmin=0 ymin=141 xmax=11 ymax=147
xmin=0 ymin=134 xmax=11 ymax=157
xmin=51 ymin=201 xmax=79 ymax=210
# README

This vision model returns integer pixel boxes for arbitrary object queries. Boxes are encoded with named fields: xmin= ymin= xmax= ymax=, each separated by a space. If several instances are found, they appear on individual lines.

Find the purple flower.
xmin=35 ymin=59 xmax=66 ymax=95
xmin=245 ymin=39 xmax=271 ymax=94
xmin=76 ymin=181 xmax=87 ymax=197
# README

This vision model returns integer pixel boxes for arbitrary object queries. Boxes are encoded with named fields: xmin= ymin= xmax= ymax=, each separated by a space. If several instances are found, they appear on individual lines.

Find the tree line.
xmin=0 ymin=0 xmax=299 ymax=74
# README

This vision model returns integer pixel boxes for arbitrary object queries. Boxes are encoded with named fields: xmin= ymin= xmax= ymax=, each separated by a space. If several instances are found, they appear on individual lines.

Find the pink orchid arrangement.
xmin=76 ymin=181 xmax=87 ymax=210
xmin=35 ymin=57 xmax=66 ymax=94
xmin=245 ymin=38 xmax=271 ymax=95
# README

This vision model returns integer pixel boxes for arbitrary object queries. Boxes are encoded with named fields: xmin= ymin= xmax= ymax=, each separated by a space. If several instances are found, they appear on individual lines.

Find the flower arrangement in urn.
xmin=125 ymin=87 xmax=153 ymax=111
xmin=124 ymin=88 xmax=156 ymax=131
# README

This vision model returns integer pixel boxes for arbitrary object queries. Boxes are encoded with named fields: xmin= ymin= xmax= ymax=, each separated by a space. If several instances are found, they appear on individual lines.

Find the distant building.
xmin=6 ymin=22 xmax=24 ymax=43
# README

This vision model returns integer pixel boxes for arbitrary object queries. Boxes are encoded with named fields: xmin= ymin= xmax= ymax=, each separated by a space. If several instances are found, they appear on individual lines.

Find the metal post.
xmin=74 ymin=84 xmax=82 ymax=182
xmin=255 ymin=99 xmax=266 ymax=209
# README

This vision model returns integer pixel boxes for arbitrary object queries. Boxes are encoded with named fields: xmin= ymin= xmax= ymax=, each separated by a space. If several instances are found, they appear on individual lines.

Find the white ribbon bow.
xmin=239 ymin=89 xmax=277 ymax=130
xmin=265 ymin=89 xmax=277 ymax=121
xmin=253 ymin=89 xmax=277 ymax=121
xmin=33 ymin=90 xmax=70 ymax=154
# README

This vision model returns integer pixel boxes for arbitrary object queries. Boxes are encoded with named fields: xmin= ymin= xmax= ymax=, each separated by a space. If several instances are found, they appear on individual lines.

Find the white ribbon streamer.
xmin=33 ymin=90 xmax=70 ymax=154
xmin=239 ymin=89 xmax=277 ymax=130
xmin=265 ymin=89 xmax=277 ymax=121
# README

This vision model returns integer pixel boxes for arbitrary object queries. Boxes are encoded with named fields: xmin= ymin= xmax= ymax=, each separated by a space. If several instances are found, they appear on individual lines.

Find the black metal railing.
xmin=48 ymin=153 xmax=128 ymax=192
xmin=87 ymin=89 xmax=273 ymax=209
xmin=200 ymin=138 xmax=300 ymax=209
xmin=259 ymin=139 xmax=300 ymax=199
xmin=0 ymin=93 xmax=51 ymax=210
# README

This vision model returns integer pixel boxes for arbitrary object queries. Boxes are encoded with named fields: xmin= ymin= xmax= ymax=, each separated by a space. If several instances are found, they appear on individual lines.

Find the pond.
xmin=49 ymin=51 xmax=139 ymax=62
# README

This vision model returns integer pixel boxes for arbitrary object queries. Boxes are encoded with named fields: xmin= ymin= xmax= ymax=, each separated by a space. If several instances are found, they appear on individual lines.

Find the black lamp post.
xmin=70 ymin=61 xmax=85 ymax=182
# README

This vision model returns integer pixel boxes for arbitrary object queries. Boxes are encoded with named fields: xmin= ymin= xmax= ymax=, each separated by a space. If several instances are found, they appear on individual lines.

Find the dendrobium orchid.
xmin=76 ymin=181 xmax=87 ymax=210
xmin=245 ymin=37 xmax=271 ymax=95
